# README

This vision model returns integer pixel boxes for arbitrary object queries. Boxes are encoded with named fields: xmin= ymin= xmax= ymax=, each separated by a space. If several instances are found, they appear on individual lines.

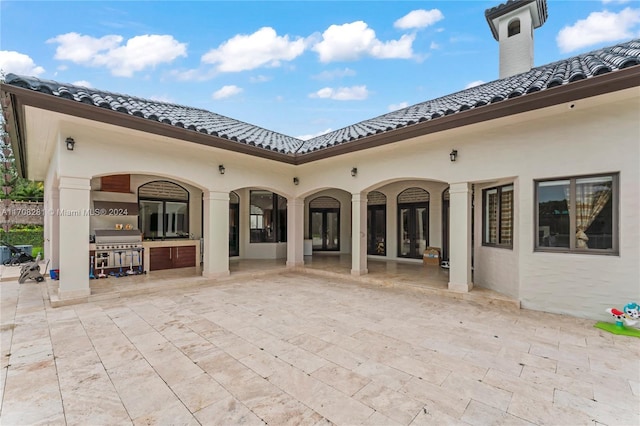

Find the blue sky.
xmin=1 ymin=1 xmax=639 ymax=139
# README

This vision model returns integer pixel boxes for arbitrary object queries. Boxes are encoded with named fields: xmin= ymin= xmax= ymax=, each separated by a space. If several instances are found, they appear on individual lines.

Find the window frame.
xmin=507 ymin=18 xmax=521 ymax=37
xmin=534 ymin=173 xmax=618 ymax=255
xmin=482 ymin=183 xmax=514 ymax=249
xmin=138 ymin=180 xmax=190 ymax=240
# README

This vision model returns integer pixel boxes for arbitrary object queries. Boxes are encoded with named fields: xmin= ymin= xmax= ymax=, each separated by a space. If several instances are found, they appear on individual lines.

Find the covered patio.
xmin=0 ymin=254 xmax=517 ymax=309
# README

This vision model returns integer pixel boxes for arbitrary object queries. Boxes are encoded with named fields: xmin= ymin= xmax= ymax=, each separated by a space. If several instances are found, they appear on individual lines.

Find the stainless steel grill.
xmin=94 ymin=229 xmax=143 ymax=249
xmin=93 ymin=229 xmax=143 ymax=271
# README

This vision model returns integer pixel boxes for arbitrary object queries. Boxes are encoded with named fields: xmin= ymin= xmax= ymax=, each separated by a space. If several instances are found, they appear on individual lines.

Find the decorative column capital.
xmin=204 ymin=190 xmax=230 ymax=202
xmin=351 ymin=192 xmax=367 ymax=203
xmin=448 ymin=182 xmax=470 ymax=194
xmin=58 ymin=176 xmax=91 ymax=191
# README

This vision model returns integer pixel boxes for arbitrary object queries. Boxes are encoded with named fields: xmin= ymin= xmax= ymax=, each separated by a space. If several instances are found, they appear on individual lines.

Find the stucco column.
xmin=351 ymin=192 xmax=368 ymax=276
xmin=57 ymin=176 xmax=90 ymax=300
xmin=202 ymin=190 xmax=230 ymax=278
xmin=448 ymin=182 xmax=473 ymax=292
xmin=286 ymin=197 xmax=304 ymax=268
xmin=42 ymin=186 xmax=51 ymax=264
xmin=50 ymin=188 xmax=60 ymax=269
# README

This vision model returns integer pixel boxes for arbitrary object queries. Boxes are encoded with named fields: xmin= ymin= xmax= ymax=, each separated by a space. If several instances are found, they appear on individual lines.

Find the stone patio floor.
xmin=1 ymin=272 xmax=639 ymax=425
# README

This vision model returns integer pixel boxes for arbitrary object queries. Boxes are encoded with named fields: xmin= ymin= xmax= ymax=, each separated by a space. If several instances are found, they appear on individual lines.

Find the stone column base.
xmin=448 ymin=281 xmax=474 ymax=293
xmin=203 ymin=270 xmax=231 ymax=279
xmin=58 ymin=288 xmax=91 ymax=300
xmin=351 ymin=269 xmax=368 ymax=276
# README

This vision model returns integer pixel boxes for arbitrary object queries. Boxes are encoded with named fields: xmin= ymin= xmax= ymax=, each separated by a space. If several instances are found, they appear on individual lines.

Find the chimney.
xmin=485 ymin=0 xmax=548 ymax=79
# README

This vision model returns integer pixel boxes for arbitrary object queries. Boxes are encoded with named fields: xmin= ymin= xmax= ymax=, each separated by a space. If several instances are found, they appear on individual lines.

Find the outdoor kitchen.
xmin=88 ymin=174 xmax=202 ymax=277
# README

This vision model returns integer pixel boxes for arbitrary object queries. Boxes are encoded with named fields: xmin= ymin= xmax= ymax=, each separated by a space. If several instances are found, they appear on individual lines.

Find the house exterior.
xmin=1 ymin=0 xmax=639 ymax=320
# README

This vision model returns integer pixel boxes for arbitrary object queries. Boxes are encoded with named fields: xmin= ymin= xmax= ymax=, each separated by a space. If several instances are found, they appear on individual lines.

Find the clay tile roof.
xmin=4 ymin=38 xmax=639 ymax=156
xmin=296 ymin=39 xmax=640 ymax=154
xmin=4 ymin=75 xmax=305 ymax=154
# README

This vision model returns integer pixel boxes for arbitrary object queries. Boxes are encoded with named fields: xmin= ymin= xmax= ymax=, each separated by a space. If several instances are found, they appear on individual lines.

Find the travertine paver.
xmin=1 ymin=272 xmax=639 ymax=425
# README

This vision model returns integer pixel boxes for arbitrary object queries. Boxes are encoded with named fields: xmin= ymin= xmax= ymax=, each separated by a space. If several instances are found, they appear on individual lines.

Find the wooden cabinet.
xmin=150 ymin=247 xmax=172 ymax=271
xmin=149 ymin=245 xmax=196 ymax=271
xmin=172 ymin=245 xmax=196 ymax=268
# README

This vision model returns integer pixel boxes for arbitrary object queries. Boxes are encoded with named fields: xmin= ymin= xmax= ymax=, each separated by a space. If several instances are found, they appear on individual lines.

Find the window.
xmin=483 ymin=184 xmax=513 ymax=248
xmin=508 ymin=19 xmax=521 ymax=37
xmin=138 ymin=181 xmax=189 ymax=239
xmin=536 ymin=174 xmax=617 ymax=253
xmin=250 ymin=190 xmax=287 ymax=243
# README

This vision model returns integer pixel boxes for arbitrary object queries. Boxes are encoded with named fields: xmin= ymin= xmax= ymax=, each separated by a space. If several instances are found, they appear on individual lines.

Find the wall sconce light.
xmin=449 ymin=149 xmax=458 ymax=162
xmin=65 ymin=137 xmax=75 ymax=151
xmin=218 ymin=164 xmax=225 ymax=175
xmin=351 ymin=167 xmax=358 ymax=177
xmin=293 ymin=177 xmax=299 ymax=185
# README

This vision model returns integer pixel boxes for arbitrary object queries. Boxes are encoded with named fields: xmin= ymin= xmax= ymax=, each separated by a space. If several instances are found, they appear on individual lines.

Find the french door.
xmin=398 ymin=203 xmax=429 ymax=258
xmin=310 ymin=209 xmax=340 ymax=251
xmin=442 ymin=189 xmax=449 ymax=261
xmin=367 ymin=205 xmax=386 ymax=255
xmin=229 ymin=203 xmax=239 ymax=256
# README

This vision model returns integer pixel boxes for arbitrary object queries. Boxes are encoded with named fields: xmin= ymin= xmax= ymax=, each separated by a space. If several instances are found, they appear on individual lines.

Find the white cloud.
xmin=47 ymin=32 xmax=187 ymax=77
xmin=212 ymin=85 xmax=243 ymax=100
xmin=202 ymin=27 xmax=306 ymax=72
xmin=556 ymin=8 xmax=640 ymax=53
xmin=430 ymin=41 xmax=440 ymax=50
xmin=72 ymin=80 xmax=92 ymax=88
xmin=250 ymin=75 xmax=271 ymax=83
xmin=312 ymin=68 xmax=356 ymax=80
xmin=394 ymin=9 xmax=444 ymax=30
xmin=309 ymin=85 xmax=369 ymax=100
xmin=465 ymin=80 xmax=485 ymax=89
xmin=388 ymin=102 xmax=409 ymax=111
xmin=0 ymin=51 xmax=45 ymax=76
xmin=297 ymin=128 xmax=332 ymax=140
xmin=313 ymin=21 xmax=414 ymax=62
xmin=171 ymin=67 xmax=217 ymax=82
xmin=602 ymin=0 xmax=631 ymax=4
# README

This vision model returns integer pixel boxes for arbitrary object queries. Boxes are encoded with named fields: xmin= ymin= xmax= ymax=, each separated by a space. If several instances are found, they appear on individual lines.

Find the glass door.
xmin=442 ymin=188 xmax=449 ymax=261
xmin=367 ymin=205 xmax=386 ymax=255
xmin=229 ymin=203 xmax=239 ymax=256
xmin=310 ymin=209 xmax=340 ymax=251
xmin=398 ymin=204 xmax=428 ymax=258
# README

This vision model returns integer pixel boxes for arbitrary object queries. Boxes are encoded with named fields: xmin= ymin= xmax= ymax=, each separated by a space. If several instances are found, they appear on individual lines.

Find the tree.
xmin=1 ymin=73 xmax=44 ymax=233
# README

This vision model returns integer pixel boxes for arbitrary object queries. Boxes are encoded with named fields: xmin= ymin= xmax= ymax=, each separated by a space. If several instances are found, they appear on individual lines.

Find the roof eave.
xmin=0 ymin=84 xmax=298 ymax=168
xmin=0 ymin=91 xmax=27 ymax=178
xmin=295 ymin=66 xmax=640 ymax=164
xmin=2 ymin=64 xmax=638 ymax=170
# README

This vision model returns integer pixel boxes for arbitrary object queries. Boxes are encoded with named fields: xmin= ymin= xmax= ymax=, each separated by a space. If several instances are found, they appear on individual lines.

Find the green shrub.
xmin=0 ymin=229 xmax=44 ymax=247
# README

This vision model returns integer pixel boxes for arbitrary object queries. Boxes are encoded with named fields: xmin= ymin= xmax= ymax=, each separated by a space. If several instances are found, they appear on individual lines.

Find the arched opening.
xmin=397 ymin=188 xmax=430 ymax=259
xmin=508 ymin=18 xmax=521 ymax=37
xmin=250 ymin=190 xmax=287 ymax=243
xmin=138 ymin=180 xmax=189 ymax=240
xmin=367 ymin=191 xmax=387 ymax=256
xmin=309 ymin=196 xmax=340 ymax=251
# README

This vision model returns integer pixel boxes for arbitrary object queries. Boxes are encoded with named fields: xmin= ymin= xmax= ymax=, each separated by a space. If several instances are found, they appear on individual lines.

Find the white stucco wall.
xmin=497 ymin=7 xmax=535 ymax=78
xmin=27 ymin=87 xmax=639 ymax=320
xmin=474 ymin=179 xmax=520 ymax=299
